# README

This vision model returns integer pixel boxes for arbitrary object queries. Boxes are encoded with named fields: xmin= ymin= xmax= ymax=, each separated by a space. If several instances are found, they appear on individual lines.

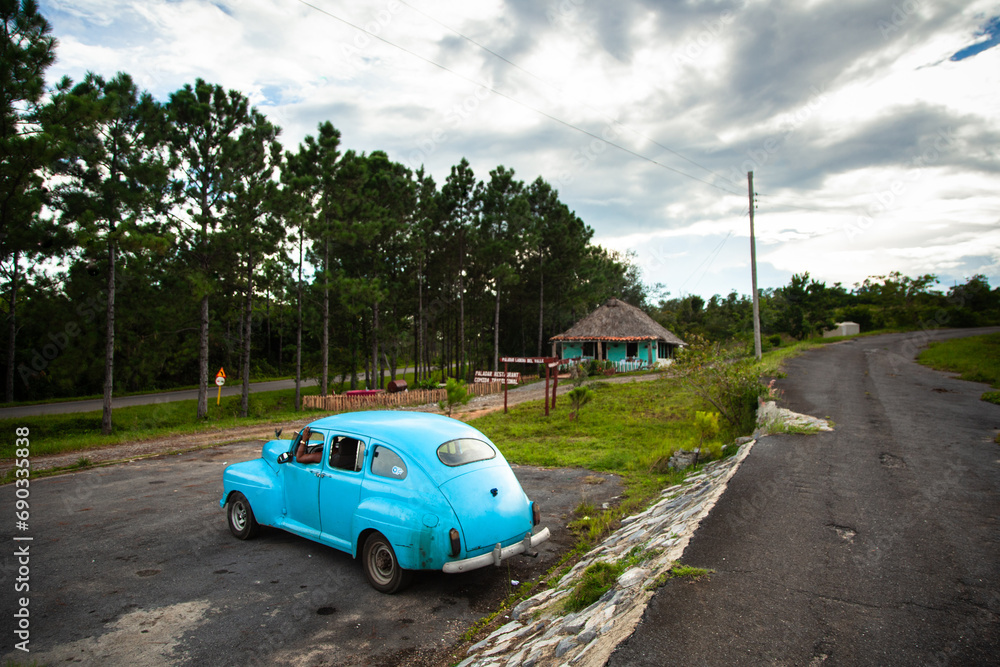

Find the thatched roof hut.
xmin=550 ymin=298 xmax=685 ymax=367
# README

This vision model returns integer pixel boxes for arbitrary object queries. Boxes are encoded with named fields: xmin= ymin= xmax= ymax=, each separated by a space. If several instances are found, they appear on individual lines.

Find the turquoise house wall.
xmin=557 ymin=341 xmax=665 ymax=362
xmin=606 ymin=343 xmax=627 ymax=362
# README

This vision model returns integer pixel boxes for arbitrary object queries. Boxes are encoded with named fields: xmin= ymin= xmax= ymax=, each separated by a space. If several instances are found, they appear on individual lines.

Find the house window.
xmin=583 ymin=342 xmax=596 ymax=358
xmin=626 ymin=342 xmax=638 ymax=358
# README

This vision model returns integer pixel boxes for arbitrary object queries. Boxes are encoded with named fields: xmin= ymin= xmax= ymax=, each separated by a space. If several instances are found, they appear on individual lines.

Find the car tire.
xmin=362 ymin=532 xmax=412 ymax=594
xmin=227 ymin=491 xmax=259 ymax=540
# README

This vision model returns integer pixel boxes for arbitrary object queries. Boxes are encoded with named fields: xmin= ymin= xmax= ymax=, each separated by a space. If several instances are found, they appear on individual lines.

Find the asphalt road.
xmin=609 ymin=328 xmax=1000 ymax=666
xmin=0 ymin=368 xmax=420 ymax=420
xmin=0 ymin=440 xmax=622 ymax=665
xmin=0 ymin=378 xmax=319 ymax=419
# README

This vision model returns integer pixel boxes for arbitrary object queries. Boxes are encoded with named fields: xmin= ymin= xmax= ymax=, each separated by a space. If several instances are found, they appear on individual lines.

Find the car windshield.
xmin=437 ymin=438 xmax=496 ymax=467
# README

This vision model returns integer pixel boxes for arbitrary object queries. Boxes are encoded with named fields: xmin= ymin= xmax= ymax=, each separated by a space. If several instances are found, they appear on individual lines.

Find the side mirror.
xmin=277 ymin=452 xmax=292 ymax=464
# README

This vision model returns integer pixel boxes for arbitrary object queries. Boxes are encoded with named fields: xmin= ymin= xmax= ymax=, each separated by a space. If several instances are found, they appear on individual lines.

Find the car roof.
xmin=306 ymin=412 xmax=505 ymax=485
xmin=307 ymin=410 xmax=495 ymax=452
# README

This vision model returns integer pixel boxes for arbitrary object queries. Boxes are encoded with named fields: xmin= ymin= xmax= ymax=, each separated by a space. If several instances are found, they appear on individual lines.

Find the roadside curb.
xmin=456 ymin=438 xmax=757 ymax=667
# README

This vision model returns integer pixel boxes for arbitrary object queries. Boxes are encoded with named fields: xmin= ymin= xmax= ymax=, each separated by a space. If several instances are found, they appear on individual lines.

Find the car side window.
xmin=329 ymin=435 xmax=365 ymax=472
xmin=370 ymin=445 xmax=407 ymax=480
xmin=294 ymin=427 xmax=326 ymax=464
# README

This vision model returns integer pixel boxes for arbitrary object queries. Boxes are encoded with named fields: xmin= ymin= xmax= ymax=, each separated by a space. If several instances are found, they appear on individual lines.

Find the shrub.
xmin=674 ymin=335 xmax=769 ymax=438
xmin=567 ymin=386 xmax=593 ymax=420
xmin=437 ymin=378 xmax=470 ymax=416
xmin=694 ymin=410 xmax=720 ymax=447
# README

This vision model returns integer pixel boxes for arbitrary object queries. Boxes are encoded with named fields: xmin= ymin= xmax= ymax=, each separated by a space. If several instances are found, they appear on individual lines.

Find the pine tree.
xmin=167 ymin=79 xmax=252 ymax=419
xmin=50 ymin=72 xmax=172 ymax=433
xmin=1 ymin=0 xmax=59 ymax=402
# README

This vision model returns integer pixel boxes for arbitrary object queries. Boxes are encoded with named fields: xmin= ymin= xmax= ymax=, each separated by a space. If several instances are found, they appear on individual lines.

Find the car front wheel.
xmin=227 ymin=491 xmax=259 ymax=540
xmin=362 ymin=532 xmax=412 ymax=594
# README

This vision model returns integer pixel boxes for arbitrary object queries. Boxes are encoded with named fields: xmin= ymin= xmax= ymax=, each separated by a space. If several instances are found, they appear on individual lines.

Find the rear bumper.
xmin=442 ymin=527 xmax=551 ymax=573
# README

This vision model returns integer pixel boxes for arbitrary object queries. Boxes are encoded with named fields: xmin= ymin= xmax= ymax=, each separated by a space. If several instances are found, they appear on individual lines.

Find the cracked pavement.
xmin=608 ymin=328 xmax=1000 ymax=666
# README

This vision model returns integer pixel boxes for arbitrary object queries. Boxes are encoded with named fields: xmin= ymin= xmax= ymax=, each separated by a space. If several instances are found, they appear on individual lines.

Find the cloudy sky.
xmin=37 ymin=0 xmax=1000 ymax=300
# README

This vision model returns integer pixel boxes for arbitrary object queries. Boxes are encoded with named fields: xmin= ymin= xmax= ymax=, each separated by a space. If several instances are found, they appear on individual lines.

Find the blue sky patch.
xmin=951 ymin=16 xmax=1000 ymax=61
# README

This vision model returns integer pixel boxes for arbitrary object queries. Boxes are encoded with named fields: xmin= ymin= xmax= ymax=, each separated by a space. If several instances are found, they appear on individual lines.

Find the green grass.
xmin=564 ymin=561 xmax=622 ymax=612
xmin=0 ymin=385 xmax=324 ymax=461
xmin=563 ymin=546 xmax=651 ymax=612
xmin=470 ymin=378 xmax=716 ymax=551
xmin=645 ymin=562 xmax=715 ymax=590
xmin=918 ymin=333 xmax=1000 ymax=389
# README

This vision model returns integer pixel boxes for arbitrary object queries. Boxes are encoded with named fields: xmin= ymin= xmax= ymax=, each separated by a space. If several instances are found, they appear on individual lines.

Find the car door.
xmin=282 ymin=428 xmax=328 ymax=540
xmin=317 ymin=434 xmax=366 ymax=551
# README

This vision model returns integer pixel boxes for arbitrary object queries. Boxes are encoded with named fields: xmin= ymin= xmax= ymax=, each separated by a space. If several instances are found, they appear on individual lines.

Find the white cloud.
xmin=35 ymin=0 xmax=1000 ymax=298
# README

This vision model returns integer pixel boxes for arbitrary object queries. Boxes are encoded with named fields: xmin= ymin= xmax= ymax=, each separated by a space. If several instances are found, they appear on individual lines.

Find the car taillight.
xmin=449 ymin=528 xmax=461 ymax=557
xmin=532 ymin=502 xmax=541 ymax=526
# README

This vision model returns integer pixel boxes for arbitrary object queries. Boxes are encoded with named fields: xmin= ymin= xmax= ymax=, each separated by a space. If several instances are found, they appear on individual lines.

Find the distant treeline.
xmin=2 ymin=2 xmax=644 ymax=425
xmin=652 ymin=272 xmax=1000 ymax=348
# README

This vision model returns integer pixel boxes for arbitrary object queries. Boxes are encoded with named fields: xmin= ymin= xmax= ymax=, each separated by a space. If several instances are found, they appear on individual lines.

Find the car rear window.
xmin=437 ymin=438 xmax=496 ymax=467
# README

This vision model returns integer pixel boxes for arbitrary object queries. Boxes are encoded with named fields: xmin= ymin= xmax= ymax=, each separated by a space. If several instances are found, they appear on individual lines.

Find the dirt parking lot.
xmin=0 ymin=438 xmax=622 ymax=666
xmin=1 ymin=376 xmax=663 ymax=664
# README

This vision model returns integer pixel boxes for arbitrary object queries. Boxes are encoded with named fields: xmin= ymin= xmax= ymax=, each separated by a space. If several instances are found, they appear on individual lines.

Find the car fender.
xmin=220 ymin=459 xmax=283 ymax=527
xmin=353 ymin=484 xmax=458 ymax=570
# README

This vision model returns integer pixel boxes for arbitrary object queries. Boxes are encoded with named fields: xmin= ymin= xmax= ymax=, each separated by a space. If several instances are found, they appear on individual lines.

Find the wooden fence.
xmin=302 ymin=381 xmax=504 ymax=413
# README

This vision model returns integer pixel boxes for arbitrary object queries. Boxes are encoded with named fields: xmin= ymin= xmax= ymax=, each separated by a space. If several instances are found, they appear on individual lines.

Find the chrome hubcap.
xmin=371 ymin=545 xmax=393 ymax=583
xmin=232 ymin=502 xmax=247 ymax=530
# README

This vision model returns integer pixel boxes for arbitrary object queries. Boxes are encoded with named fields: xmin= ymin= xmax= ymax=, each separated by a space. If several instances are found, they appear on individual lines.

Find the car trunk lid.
xmin=438 ymin=463 xmax=530 ymax=552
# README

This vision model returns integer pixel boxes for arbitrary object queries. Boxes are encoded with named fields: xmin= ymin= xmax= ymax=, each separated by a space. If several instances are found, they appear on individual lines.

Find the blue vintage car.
xmin=220 ymin=411 xmax=550 ymax=593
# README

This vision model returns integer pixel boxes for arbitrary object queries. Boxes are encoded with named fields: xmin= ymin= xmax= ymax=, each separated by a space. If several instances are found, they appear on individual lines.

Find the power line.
xmin=679 ymin=230 xmax=733 ymax=294
xmin=396 ymin=0 xmax=734 ymax=188
xmin=294 ymin=0 xmax=743 ymax=196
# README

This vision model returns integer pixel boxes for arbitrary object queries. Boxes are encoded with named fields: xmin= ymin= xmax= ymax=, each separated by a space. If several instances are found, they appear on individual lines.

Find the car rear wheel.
xmin=362 ymin=532 xmax=412 ymax=594
xmin=227 ymin=492 xmax=259 ymax=540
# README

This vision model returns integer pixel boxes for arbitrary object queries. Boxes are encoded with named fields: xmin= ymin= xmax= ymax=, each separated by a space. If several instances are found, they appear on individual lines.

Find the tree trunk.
xmin=537 ymin=252 xmax=544 ymax=356
xmin=372 ymin=301 xmax=380 ymax=390
xmin=295 ymin=233 xmax=303 ymax=410
xmin=350 ymin=318 xmax=358 ymax=390
xmin=459 ymin=230 xmax=465 ymax=380
xmin=5 ymin=250 xmax=19 ymax=403
xmin=196 ymin=204 xmax=210 ymax=419
xmin=321 ymin=235 xmax=329 ymax=396
xmin=278 ymin=292 xmax=283 ymax=375
xmin=417 ymin=264 xmax=423 ymax=383
xmin=102 ymin=241 xmax=116 ymax=435
xmin=494 ymin=282 xmax=500 ymax=371
xmin=241 ymin=245 xmax=252 ymax=418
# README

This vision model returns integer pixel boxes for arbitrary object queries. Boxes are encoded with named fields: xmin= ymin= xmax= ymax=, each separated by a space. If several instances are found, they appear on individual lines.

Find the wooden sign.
xmin=499 ymin=356 xmax=555 ymax=364
xmin=474 ymin=370 xmax=521 ymax=384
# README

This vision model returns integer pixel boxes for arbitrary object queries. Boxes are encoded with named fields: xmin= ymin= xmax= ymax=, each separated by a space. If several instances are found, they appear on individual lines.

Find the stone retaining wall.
xmin=457 ymin=439 xmax=757 ymax=667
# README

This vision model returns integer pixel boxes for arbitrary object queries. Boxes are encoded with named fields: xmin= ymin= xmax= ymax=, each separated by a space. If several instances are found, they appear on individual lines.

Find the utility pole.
xmin=749 ymin=171 xmax=762 ymax=360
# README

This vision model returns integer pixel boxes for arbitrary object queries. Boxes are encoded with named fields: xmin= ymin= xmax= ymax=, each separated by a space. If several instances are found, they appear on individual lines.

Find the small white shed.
xmin=823 ymin=321 xmax=860 ymax=338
